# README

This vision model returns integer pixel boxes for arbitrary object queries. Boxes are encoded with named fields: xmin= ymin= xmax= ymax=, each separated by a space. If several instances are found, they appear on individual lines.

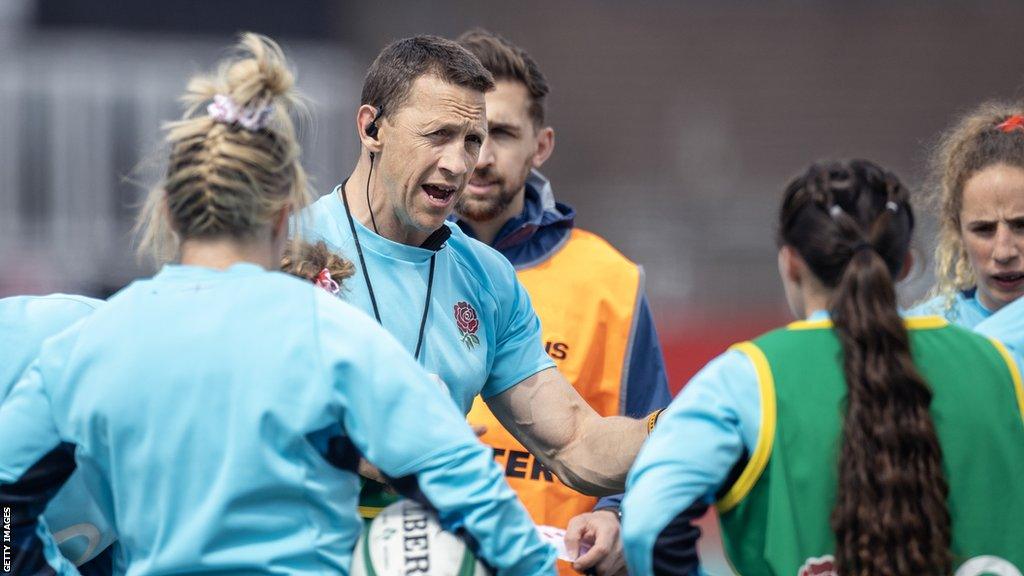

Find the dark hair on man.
xmin=360 ymin=35 xmax=495 ymax=120
xmin=457 ymin=29 xmax=550 ymax=128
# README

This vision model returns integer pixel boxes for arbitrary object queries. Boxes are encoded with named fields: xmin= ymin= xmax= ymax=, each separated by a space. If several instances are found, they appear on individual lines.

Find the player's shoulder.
xmin=2 ymin=293 xmax=102 ymax=312
xmin=441 ymin=223 xmax=523 ymax=312
xmin=445 ymin=222 xmax=517 ymax=281
xmin=305 ymin=187 xmax=340 ymax=218
xmin=296 ymin=187 xmax=347 ymax=244
xmin=907 ymin=293 xmax=952 ymax=319
xmin=1 ymin=293 xmax=103 ymax=329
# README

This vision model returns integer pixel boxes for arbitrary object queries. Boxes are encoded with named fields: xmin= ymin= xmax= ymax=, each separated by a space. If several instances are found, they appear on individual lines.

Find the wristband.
xmin=646 ymin=408 xmax=664 ymax=435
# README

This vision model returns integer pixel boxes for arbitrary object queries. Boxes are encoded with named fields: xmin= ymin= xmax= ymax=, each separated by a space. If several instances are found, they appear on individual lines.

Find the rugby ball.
xmin=351 ymin=499 xmax=489 ymax=576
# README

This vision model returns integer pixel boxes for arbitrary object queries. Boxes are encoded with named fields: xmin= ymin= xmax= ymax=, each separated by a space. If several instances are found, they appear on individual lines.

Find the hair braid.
xmin=136 ymin=33 xmax=309 ymax=264
xmin=779 ymin=160 xmax=951 ymax=575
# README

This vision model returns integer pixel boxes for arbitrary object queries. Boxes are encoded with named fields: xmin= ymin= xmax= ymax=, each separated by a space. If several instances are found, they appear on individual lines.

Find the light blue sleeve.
xmin=481 ymin=265 xmax=555 ymax=399
xmin=622 ymin=349 xmax=761 ymax=576
xmin=39 ymin=517 xmax=83 ymax=576
xmin=975 ymin=295 xmax=1024 ymax=354
xmin=0 ymin=363 xmax=80 ymax=575
xmin=316 ymin=295 xmax=555 ymax=576
xmin=0 ymin=295 xmax=100 ymax=400
xmin=0 ymin=364 xmax=65 ymax=483
xmin=45 ymin=470 xmax=117 ymax=567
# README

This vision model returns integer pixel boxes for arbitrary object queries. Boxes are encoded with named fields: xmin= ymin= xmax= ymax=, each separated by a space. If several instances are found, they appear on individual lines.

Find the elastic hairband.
xmin=852 ymin=241 xmax=874 ymax=254
xmin=996 ymin=115 xmax=1024 ymax=133
xmin=314 ymin=268 xmax=340 ymax=295
xmin=207 ymin=94 xmax=273 ymax=131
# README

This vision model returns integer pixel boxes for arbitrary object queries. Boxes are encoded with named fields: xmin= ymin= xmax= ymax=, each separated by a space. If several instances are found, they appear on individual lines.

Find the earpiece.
xmin=365 ymin=105 xmax=383 ymax=139
xmin=365 ymin=105 xmax=383 ymax=233
xmin=366 ymin=106 xmax=383 ymax=162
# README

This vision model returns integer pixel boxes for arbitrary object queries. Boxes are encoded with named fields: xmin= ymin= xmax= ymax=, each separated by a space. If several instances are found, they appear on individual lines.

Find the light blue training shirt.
xmin=1 ymin=294 xmax=106 ymax=574
xmin=0 ymin=264 xmax=555 ymax=576
xmin=907 ymin=288 xmax=992 ymax=329
xmin=298 ymin=186 xmax=555 ymax=413
xmin=908 ymin=286 xmax=1024 ymax=353
xmin=1 ymin=294 xmax=102 ymax=399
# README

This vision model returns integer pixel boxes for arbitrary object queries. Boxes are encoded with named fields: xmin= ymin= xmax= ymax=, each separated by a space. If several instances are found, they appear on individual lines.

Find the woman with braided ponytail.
xmin=622 ymin=160 xmax=1024 ymax=576
xmin=0 ymin=33 xmax=554 ymax=575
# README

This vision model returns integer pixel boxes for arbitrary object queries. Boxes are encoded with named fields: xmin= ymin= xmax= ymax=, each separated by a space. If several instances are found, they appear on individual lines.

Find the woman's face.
xmin=959 ymin=163 xmax=1024 ymax=312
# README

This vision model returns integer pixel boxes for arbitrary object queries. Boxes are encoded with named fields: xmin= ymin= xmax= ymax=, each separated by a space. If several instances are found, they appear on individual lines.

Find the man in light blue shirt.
xmin=299 ymin=35 xmax=652 ymax=508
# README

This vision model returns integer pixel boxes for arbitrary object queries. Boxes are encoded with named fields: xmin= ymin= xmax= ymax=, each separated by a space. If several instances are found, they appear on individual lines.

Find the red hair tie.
xmin=314 ymin=268 xmax=340 ymax=295
xmin=996 ymin=115 xmax=1024 ymax=133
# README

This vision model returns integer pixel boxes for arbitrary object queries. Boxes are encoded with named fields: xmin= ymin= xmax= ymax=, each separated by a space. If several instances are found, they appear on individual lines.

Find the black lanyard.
xmin=340 ymin=185 xmax=435 ymax=361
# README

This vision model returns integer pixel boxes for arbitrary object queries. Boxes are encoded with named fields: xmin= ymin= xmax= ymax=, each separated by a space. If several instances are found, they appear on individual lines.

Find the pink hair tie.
xmin=206 ymin=94 xmax=273 ymax=131
xmin=996 ymin=115 xmax=1024 ymax=133
xmin=314 ymin=268 xmax=340 ymax=295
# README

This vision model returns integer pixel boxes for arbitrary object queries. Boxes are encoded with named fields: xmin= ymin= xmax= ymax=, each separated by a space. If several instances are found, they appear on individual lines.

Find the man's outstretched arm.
xmin=486 ymin=366 xmax=653 ymax=497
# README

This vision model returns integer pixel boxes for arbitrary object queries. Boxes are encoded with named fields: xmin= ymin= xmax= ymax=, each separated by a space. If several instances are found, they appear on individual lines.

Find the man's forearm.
xmin=488 ymin=368 xmax=654 ymax=496
xmin=540 ymin=413 xmax=648 ymax=496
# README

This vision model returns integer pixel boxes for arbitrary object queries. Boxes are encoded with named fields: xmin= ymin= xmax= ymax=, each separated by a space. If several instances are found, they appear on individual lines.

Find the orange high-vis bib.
xmin=467 ymin=228 xmax=642 ymax=573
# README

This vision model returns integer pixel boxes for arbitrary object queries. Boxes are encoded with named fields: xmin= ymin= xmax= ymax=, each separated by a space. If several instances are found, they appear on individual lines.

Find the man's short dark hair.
xmin=457 ymin=29 xmax=550 ymax=128
xmin=361 ymin=35 xmax=495 ymax=120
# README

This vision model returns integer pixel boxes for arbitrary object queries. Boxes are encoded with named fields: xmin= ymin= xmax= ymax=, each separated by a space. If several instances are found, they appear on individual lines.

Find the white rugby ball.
xmin=351 ymin=499 xmax=489 ymax=576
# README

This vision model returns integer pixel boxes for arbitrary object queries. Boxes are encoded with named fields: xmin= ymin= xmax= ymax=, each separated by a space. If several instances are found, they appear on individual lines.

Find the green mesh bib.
xmin=718 ymin=317 xmax=1024 ymax=575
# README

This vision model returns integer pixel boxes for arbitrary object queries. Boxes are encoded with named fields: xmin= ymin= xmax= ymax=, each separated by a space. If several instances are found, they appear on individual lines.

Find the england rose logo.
xmin=454 ymin=301 xmax=480 ymax=350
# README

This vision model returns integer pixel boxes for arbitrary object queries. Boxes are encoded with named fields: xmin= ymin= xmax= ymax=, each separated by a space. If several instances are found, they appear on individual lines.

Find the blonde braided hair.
xmin=136 ymin=33 xmax=309 ymax=263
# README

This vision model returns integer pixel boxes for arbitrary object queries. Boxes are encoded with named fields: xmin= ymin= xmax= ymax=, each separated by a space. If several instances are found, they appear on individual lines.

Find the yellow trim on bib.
xmin=717 ymin=342 xmax=777 ymax=513
xmin=988 ymin=338 xmax=1024 ymax=424
xmin=787 ymin=315 xmax=948 ymax=331
xmin=358 ymin=506 xmax=382 ymax=519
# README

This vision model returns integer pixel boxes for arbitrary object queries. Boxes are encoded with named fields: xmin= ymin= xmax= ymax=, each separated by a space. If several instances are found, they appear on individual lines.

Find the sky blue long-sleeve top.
xmin=909 ymin=286 xmax=1024 ymax=355
xmin=1 ymin=294 xmax=105 ymax=575
xmin=907 ymin=288 xmax=992 ymax=329
xmin=0 ymin=264 xmax=554 ymax=576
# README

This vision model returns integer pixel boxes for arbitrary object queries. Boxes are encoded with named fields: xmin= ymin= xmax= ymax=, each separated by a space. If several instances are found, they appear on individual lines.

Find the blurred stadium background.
xmin=3 ymin=3 xmax=1023 ymax=572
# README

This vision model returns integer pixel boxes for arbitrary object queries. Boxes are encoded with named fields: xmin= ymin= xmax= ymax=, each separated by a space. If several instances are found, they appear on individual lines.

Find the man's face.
xmin=376 ymin=74 xmax=487 ymax=235
xmin=457 ymin=80 xmax=540 ymax=223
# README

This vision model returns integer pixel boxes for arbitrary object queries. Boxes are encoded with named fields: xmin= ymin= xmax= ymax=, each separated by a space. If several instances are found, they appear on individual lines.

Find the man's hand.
xmin=564 ymin=509 xmax=626 ymax=576
xmin=358 ymin=458 xmax=389 ymax=484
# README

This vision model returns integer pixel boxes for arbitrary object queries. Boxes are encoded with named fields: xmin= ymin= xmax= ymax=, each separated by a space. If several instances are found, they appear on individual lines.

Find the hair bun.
xmin=224 ymin=33 xmax=295 ymax=108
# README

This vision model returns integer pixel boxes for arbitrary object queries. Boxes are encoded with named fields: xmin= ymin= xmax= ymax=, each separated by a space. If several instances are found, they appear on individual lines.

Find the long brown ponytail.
xmin=778 ymin=160 xmax=951 ymax=575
